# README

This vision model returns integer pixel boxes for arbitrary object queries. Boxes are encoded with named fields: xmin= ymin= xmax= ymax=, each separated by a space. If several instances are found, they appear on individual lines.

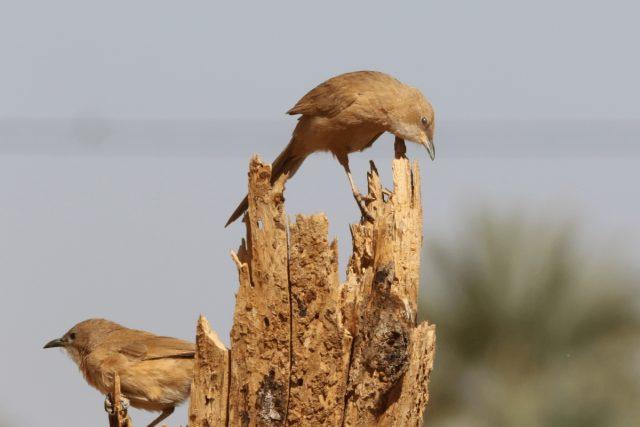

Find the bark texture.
xmin=229 ymin=158 xmax=290 ymax=427
xmin=287 ymin=214 xmax=353 ymax=425
xmin=190 ymin=154 xmax=435 ymax=427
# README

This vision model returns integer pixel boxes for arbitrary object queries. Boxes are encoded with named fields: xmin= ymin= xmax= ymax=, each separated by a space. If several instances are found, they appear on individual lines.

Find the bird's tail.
xmin=225 ymin=195 xmax=249 ymax=227
xmin=225 ymin=138 xmax=305 ymax=227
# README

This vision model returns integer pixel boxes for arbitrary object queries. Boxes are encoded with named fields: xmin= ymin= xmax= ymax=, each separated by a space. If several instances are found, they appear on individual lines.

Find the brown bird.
xmin=226 ymin=70 xmax=435 ymax=226
xmin=44 ymin=318 xmax=195 ymax=427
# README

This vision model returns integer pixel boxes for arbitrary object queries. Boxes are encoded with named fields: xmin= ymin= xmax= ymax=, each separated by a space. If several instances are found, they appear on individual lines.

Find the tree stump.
xmin=189 ymin=155 xmax=436 ymax=426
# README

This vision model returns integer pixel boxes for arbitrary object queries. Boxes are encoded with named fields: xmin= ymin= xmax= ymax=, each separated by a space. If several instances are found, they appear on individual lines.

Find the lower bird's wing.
xmin=142 ymin=336 xmax=195 ymax=360
xmin=116 ymin=335 xmax=195 ymax=361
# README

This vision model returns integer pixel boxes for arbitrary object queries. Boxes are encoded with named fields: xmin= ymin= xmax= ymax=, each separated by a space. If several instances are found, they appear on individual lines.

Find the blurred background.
xmin=1 ymin=1 xmax=639 ymax=426
xmin=420 ymin=213 xmax=640 ymax=426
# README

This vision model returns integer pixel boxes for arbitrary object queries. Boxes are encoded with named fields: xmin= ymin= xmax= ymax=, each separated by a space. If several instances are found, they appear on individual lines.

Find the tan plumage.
xmin=44 ymin=319 xmax=194 ymax=427
xmin=226 ymin=70 xmax=436 ymax=226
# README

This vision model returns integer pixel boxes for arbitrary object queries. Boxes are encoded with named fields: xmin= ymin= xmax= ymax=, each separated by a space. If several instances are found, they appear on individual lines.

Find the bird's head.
xmin=44 ymin=318 xmax=122 ymax=363
xmin=388 ymin=88 xmax=435 ymax=160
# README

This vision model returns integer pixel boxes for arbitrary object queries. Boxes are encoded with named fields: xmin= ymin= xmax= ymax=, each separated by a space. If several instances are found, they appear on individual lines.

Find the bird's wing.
xmin=286 ymin=71 xmax=398 ymax=119
xmin=142 ymin=336 xmax=196 ymax=360
xmin=117 ymin=335 xmax=195 ymax=361
xmin=287 ymin=71 xmax=377 ymax=117
xmin=287 ymin=80 xmax=357 ymax=117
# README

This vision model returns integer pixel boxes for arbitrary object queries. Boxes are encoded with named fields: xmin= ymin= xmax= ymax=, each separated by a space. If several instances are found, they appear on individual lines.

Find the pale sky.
xmin=1 ymin=0 xmax=639 ymax=121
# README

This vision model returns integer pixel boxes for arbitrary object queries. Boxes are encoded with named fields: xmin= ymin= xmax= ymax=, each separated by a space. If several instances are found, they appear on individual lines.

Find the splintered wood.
xmin=229 ymin=159 xmax=291 ymax=426
xmin=287 ymin=215 xmax=352 ymax=425
xmin=188 ymin=315 xmax=229 ymax=426
xmin=341 ymin=159 xmax=433 ymax=427
xmin=189 ymin=155 xmax=435 ymax=427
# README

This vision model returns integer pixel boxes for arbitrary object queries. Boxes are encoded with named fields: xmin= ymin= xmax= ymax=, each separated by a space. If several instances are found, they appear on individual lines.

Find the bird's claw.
xmin=104 ymin=394 xmax=130 ymax=415
xmin=353 ymin=192 xmax=375 ymax=222
xmin=359 ymin=204 xmax=375 ymax=222
xmin=104 ymin=396 xmax=114 ymax=415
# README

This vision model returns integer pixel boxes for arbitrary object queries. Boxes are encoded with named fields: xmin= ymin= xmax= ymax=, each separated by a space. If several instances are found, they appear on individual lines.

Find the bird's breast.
xmin=297 ymin=116 xmax=386 ymax=157
xmin=330 ymin=125 xmax=386 ymax=156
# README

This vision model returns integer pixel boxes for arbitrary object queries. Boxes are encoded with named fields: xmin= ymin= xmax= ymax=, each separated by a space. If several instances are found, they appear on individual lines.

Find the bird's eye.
xmin=69 ymin=332 xmax=76 ymax=341
xmin=421 ymin=117 xmax=429 ymax=126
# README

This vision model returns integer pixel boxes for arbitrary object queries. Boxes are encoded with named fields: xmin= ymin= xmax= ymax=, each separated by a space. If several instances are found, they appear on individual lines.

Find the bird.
xmin=44 ymin=318 xmax=195 ymax=427
xmin=225 ymin=70 xmax=435 ymax=226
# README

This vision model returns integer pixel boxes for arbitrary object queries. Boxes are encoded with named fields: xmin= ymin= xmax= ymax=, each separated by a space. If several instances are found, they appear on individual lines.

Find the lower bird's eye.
xmin=421 ymin=117 xmax=429 ymax=126
xmin=69 ymin=332 xmax=76 ymax=340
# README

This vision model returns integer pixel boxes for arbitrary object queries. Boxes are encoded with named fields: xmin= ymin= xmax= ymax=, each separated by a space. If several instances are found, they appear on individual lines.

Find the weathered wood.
xmin=340 ymin=158 xmax=431 ymax=426
xmin=287 ymin=214 xmax=353 ymax=425
xmin=378 ymin=322 xmax=436 ymax=426
xmin=190 ymin=154 xmax=435 ymax=427
xmin=228 ymin=156 xmax=291 ymax=426
xmin=188 ymin=315 xmax=229 ymax=427
xmin=108 ymin=374 xmax=133 ymax=427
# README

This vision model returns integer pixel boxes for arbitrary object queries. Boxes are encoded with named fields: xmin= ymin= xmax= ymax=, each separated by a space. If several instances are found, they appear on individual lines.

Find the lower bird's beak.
xmin=43 ymin=338 xmax=65 ymax=349
xmin=424 ymin=138 xmax=435 ymax=161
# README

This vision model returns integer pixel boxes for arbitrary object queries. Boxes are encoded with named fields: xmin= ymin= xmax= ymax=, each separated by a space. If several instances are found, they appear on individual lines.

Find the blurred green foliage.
xmin=420 ymin=212 xmax=640 ymax=427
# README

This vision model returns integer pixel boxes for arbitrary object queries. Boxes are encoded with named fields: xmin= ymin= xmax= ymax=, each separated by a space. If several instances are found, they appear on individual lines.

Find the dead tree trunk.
xmin=189 ymin=155 xmax=436 ymax=426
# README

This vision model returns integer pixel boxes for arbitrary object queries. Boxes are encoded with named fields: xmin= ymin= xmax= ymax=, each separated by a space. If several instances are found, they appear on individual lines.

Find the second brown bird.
xmin=226 ymin=70 xmax=436 ymax=226
xmin=44 ymin=318 xmax=195 ymax=427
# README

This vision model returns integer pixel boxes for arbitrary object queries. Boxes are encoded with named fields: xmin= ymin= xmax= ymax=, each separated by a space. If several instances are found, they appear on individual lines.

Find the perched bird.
xmin=44 ymin=319 xmax=195 ymax=427
xmin=226 ymin=70 xmax=435 ymax=226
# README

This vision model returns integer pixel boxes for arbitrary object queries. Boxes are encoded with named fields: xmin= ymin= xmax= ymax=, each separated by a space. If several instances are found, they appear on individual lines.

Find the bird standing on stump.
xmin=226 ymin=70 xmax=435 ymax=226
xmin=44 ymin=319 xmax=195 ymax=427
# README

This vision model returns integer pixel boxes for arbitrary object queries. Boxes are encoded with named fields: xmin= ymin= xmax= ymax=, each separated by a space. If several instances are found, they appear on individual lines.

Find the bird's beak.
xmin=43 ymin=338 xmax=65 ymax=349
xmin=424 ymin=138 xmax=435 ymax=161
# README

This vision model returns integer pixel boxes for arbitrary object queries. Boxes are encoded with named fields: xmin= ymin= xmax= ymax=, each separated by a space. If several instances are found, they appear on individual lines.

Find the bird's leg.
xmin=147 ymin=407 xmax=174 ymax=427
xmin=337 ymin=154 xmax=375 ymax=222
xmin=394 ymin=136 xmax=407 ymax=159
xmin=347 ymin=171 xmax=376 ymax=221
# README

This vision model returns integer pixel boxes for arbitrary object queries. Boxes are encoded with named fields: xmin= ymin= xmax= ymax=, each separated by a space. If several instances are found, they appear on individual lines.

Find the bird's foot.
xmin=394 ymin=136 xmax=407 ymax=159
xmin=104 ymin=396 xmax=113 ymax=415
xmin=104 ymin=395 xmax=115 ymax=415
xmin=104 ymin=394 xmax=130 ymax=415
xmin=353 ymin=192 xmax=375 ymax=222
xmin=381 ymin=188 xmax=393 ymax=202
xmin=360 ymin=193 xmax=376 ymax=202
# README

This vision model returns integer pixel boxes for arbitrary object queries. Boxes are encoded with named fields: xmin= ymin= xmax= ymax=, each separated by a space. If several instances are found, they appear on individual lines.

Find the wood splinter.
xmin=107 ymin=374 xmax=133 ymax=427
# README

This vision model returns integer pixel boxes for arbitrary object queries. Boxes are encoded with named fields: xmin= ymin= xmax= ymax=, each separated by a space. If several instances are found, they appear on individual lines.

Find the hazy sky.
xmin=1 ymin=0 xmax=639 ymax=121
xmin=1 ymin=1 xmax=639 ymax=426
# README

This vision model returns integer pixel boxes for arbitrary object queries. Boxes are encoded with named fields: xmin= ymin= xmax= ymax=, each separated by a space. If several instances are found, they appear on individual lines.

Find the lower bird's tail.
xmin=225 ymin=138 xmax=305 ymax=227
